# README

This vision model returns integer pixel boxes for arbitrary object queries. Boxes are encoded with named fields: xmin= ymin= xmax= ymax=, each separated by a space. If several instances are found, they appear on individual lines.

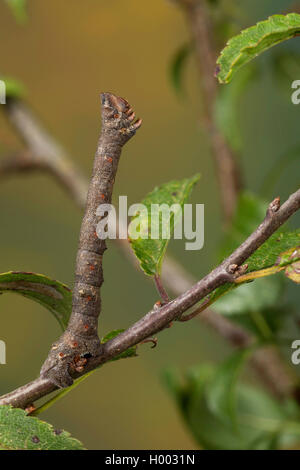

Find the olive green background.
xmin=0 ymin=0 xmax=299 ymax=449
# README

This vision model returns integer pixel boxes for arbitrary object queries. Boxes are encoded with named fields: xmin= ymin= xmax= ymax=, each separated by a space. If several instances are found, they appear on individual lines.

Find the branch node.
xmin=236 ymin=263 xmax=249 ymax=277
xmin=227 ymin=263 xmax=249 ymax=278
xmin=227 ymin=263 xmax=239 ymax=274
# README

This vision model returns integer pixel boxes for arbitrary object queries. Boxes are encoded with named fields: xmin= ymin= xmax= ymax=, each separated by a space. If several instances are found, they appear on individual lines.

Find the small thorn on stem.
xmin=139 ymin=337 xmax=158 ymax=349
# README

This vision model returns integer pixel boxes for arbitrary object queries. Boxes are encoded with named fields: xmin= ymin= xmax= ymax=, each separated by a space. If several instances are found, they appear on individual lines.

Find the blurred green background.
xmin=0 ymin=0 xmax=299 ymax=449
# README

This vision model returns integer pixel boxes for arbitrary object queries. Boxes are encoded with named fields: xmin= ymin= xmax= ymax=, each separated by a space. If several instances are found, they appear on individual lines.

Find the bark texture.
xmin=1 ymin=190 xmax=299 ymax=406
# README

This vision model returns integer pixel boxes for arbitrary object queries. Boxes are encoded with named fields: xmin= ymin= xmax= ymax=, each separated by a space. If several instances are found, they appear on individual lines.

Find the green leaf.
xmin=0 ymin=405 xmax=84 ymax=450
xmin=212 ymin=231 xmax=300 ymax=315
xmin=220 ymin=192 xmax=268 ymax=257
xmin=216 ymin=13 xmax=300 ymax=84
xmin=213 ymin=278 xmax=282 ymax=317
xmin=0 ymin=271 xmax=72 ymax=330
xmin=128 ymin=174 xmax=200 ymax=276
xmin=101 ymin=329 xmax=137 ymax=360
xmin=271 ymin=50 xmax=300 ymax=95
xmin=211 ymin=193 xmax=282 ymax=319
xmin=219 ymin=192 xmax=300 ymax=287
xmin=196 ymin=193 xmax=300 ymax=332
xmin=215 ymin=65 xmax=257 ymax=151
xmin=164 ymin=364 xmax=297 ymax=450
xmin=5 ymin=0 xmax=27 ymax=23
xmin=162 ymin=367 xmax=184 ymax=405
xmin=261 ymin=145 xmax=300 ymax=196
xmin=231 ymin=244 xmax=300 ymax=285
xmin=247 ymin=232 xmax=300 ymax=272
xmin=101 ymin=329 xmax=124 ymax=343
xmin=206 ymin=349 xmax=254 ymax=427
xmin=280 ymin=246 xmax=300 ymax=284
xmin=32 ymin=372 xmax=95 ymax=417
xmin=169 ymin=43 xmax=192 ymax=96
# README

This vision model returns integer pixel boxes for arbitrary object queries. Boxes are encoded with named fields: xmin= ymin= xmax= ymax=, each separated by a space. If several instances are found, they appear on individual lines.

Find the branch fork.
xmin=1 ymin=91 xmax=299 ymax=408
xmin=0 ymin=187 xmax=299 ymax=407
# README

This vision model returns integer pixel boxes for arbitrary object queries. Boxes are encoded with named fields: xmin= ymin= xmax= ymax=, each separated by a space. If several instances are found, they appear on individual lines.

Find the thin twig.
xmin=39 ymin=93 xmax=142 ymax=388
xmin=171 ymin=0 xmax=242 ymax=223
xmin=154 ymin=274 xmax=171 ymax=304
xmin=1 ymin=189 xmax=299 ymax=408
xmin=178 ymin=295 xmax=213 ymax=322
xmin=0 ymin=151 xmax=43 ymax=175
xmin=5 ymin=97 xmax=88 ymax=208
xmin=0 ymin=97 xmax=250 ymax=352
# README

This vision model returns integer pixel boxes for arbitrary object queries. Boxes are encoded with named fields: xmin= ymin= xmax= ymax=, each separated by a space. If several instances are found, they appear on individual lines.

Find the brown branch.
xmin=0 ymin=96 xmax=249 ymax=351
xmin=1 ymin=99 xmax=196 ymax=304
xmin=38 ymin=93 xmax=142 ymax=388
xmin=171 ymin=0 xmax=242 ymax=223
xmin=1 ymin=189 xmax=299 ymax=408
xmin=0 ymin=96 xmax=296 ymax=401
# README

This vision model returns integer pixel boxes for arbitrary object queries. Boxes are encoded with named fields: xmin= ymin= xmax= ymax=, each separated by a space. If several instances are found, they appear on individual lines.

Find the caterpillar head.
xmin=101 ymin=92 xmax=142 ymax=140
